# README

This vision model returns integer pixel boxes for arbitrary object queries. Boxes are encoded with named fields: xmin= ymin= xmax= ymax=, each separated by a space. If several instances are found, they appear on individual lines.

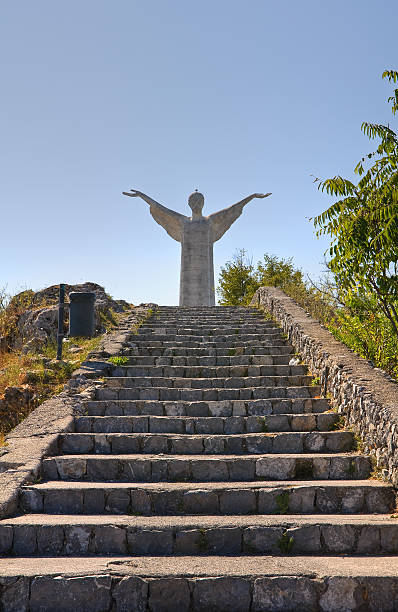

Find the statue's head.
xmin=188 ymin=191 xmax=204 ymax=217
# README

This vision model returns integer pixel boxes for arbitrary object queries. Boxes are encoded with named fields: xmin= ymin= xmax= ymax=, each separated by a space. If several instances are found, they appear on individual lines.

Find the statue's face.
xmin=188 ymin=192 xmax=204 ymax=216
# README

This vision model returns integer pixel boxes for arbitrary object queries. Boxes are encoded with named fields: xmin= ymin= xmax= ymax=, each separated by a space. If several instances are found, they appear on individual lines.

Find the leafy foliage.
xmin=218 ymin=248 xmax=398 ymax=380
xmin=217 ymin=249 xmax=259 ymax=305
xmin=109 ymin=356 xmax=130 ymax=365
xmin=217 ymin=250 xmax=306 ymax=306
xmin=313 ymin=70 xmax=398 ymax=337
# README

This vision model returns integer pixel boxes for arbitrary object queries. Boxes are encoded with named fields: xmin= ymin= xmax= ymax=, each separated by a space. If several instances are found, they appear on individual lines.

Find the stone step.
xmin=1 ymin=514 xmax=397 ymax=556
xmin=137 ymin=326 xmax=281 ymax=335
xmin=1 ymin=555 xmax=398 ymax=612
xmin=84 ymin=397 xmax=330 ymax=417
xmin=141 ymin=321 xmax=274 ymax=328
xmin=95 ymin=384 xmax=321 ymax=402
xmin=111 ymin=364 xmax=307 ymax=378
xmin=156 ymin=306 xmax=256 ymax=311
xmin=125 ymin=345 xmax=294 ymax=356
xmin=75 ymin=412 xmax=338 ymax=433
xmin=139 ymin=318 xmax=277 ymax=325
xmin=42 ymin=453 xmax=371 ymax=482
xmin=134 ymin=333 xmax=285 ymax=343
xmin=105 ymin=375 xmax=314 ymax=390
xmin=120 ymin=354 xmax=293 ymax=366
xmin=21 ymin=480 xmax=394 ymax=515
xmin=58 ymin=431 xmax=354 ymax=456
xmin=154 ymin=305 xmax=255 ymax=315
xmin=128 ymin=339 xmax=290 ymax=348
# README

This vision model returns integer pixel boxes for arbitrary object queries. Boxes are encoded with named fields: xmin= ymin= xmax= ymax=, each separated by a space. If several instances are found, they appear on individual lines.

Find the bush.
xmin=217 ymin=250 xmax=398 ymax=380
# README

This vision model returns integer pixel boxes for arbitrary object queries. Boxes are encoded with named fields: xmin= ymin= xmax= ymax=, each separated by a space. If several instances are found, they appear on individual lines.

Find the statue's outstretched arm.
xmin=123 ymin=189 xmax=187 ymax=243
xmin=209 ymin=193 xmax=271 ymax=242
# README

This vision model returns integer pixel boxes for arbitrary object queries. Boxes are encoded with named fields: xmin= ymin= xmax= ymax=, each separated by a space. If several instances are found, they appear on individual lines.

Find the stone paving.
xmin=1 ymin=306 xmax=398 ymax=610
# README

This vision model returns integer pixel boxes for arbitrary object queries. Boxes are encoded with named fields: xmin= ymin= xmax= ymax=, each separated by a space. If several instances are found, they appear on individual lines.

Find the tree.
xmin=313 ymin=70 xmax=398 ymax=336
xmin=217 ymin=249 xmax=258 ymax=305
xmin=217 ymin=251 xmax=305 ymax=305
xmin=256 ymin=254 xmax=304 ymax=288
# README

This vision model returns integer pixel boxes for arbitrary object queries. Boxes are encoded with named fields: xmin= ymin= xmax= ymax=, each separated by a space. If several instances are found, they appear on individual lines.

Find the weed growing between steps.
xmin=278 ymin=530 xmax=294 ymax=553
xmin=257 ymin=417 xmax=268 ymax=432
xmin=369 ymin=457 xmax=387 ymax=481
xmin=330 ymin=414 xmax=347 ymax=431
xmin=274 ymin=491 xmax=290 ymax=514
xmin=108 ymin=356 xmax=130 ymax=366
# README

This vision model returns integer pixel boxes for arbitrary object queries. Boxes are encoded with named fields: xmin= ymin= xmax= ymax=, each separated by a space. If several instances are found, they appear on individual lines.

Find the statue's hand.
xmin=122 ymin=189 xmax=144 ymax=198
xmin=253 ymin=193 xmax=272 ymax=199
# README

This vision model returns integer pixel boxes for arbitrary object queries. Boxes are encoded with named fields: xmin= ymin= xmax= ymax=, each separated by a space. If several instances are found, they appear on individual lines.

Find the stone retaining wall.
xmin=252 ymin=287 xmax=398 ymax=486
xmin=0 ymin=306 xmax=151 ymax=518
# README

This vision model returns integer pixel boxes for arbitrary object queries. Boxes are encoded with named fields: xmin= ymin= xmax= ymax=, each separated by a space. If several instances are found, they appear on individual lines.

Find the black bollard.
xmin=56 ymin=284 xmax=66 ymax=360
xmin=69 ymin=292 xmax=96 ymax=337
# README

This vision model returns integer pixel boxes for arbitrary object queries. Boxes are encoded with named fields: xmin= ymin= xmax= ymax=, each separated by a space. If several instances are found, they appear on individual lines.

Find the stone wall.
xmin=252 ymin=287 xmax=398 ymax=486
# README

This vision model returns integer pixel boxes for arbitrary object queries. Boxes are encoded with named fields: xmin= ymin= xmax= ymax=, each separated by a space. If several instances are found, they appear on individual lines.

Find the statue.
xmin=122 ymin=189 xmax=271 ymax=306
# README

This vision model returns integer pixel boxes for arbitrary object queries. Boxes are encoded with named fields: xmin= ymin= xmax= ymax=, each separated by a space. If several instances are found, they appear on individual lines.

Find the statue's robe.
xmin=148 ymin=200 xmax=246 ymax=306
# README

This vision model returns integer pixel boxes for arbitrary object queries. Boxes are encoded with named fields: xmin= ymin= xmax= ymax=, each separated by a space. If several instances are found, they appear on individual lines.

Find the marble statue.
xmin=122 ymin=189 xmax=271 ymax=306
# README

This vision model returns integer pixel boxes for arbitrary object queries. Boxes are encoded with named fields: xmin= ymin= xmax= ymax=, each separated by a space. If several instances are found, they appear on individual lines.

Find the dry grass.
xmin=0 ymin=331 xmax=112 ymax=436
xmin=0 ymin=351 xmax=33 ymax=395
xmin=0 ymin=298 xmax=144 ymax=437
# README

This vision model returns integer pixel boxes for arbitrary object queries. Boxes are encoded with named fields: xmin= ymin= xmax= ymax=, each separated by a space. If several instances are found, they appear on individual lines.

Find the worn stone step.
xmin=120 ymin=354 xmax=293 ymax=366
xmin=1 ymin=514 xmax=398 ymax=556
xmin=95 ymin=377 xmax=321 ymax=402
xmin=42 ymin=453 xmax=371 ymax=482
xmin=137 ymin=328 xmax=282 ymax=338
xmin=84 ymin=397 xmax=330 ymax=417
xmin=156 ymin=306 xmax=254 ymax=310
xmin=140 ymin=322 xmax=275 ymax=329
xmin=75 ymin=412 xmax=338 ymax=434
xmin=128 ymin=338 xmax=290 ymax=348
xmin=153 ymin=306 xmax=258 ymax=310
xmin=134 ymin=333 xmax=285 ymax=343
xmin=147 ymin=320 xmax=271 ymax=327
xmin=124 ymin=345 xmax=294 ymax=356
xmin=58 ymin=431 xmax=354 ymax=456
xmin=111 ymin=364 xmax=307 ymax=378
xmin=21 ymin=480 xmax=394 ymax=516
xmin=1 ymin=555 xmax=398 ymax=612
xmin=96 ymin=384 xmax=321 ymax=402
xmin=105 ymin=375 xmax=314 ymax=390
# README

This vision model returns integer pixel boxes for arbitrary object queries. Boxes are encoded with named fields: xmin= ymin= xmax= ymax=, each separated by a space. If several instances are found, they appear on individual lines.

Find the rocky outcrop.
xmin=9 ymin=282 xmax=131 ymax=351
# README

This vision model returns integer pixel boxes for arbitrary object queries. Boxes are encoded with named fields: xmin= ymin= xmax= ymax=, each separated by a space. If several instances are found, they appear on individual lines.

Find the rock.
xmin=319 ymin=577 xmax=358 ymax=612
xmin=149 ymin=578 xmax=190 ymax=612
xmin=193 ymin=577 xmax=251 ymax=611
xmin=8 ymin=282 xmax=132 ymax=353
xmin=253 ymin=576 xmax=320 ymax=611
xmin=16 ymin=306 xmax=58 ymax=350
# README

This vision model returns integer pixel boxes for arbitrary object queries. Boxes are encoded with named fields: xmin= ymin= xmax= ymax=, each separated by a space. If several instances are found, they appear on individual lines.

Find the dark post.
xmin=56 ymin=283 xmax=65 ymax=361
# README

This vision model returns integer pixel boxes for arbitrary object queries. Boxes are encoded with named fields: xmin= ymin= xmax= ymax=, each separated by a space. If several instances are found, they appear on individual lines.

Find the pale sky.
xmin=1 ymin=1 xmax=397 ymax=304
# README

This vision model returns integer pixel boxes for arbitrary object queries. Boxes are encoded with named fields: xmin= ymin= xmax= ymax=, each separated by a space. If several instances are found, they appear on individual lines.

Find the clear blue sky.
xmin=1 ymin=1 xmax=397 ymax=304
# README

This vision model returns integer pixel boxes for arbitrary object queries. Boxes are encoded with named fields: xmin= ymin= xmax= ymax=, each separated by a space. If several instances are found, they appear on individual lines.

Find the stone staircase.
xmin=1 ymin=306 xmax=398 ymax=611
